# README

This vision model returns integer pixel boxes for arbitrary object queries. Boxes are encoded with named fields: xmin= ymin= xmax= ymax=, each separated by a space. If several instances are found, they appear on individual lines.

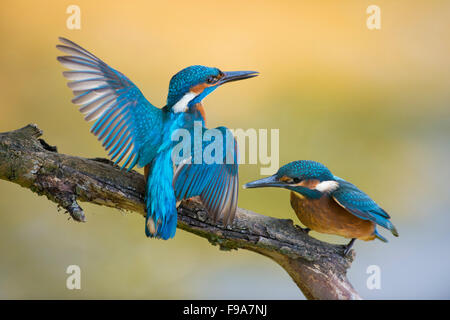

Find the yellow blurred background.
xmin=0 ymin=0 xmax=449 ymax=299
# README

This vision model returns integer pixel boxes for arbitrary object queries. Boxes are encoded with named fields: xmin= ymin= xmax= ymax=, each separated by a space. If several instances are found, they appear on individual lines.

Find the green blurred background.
xmin=0 ymin=0 xmax=449 ymax=299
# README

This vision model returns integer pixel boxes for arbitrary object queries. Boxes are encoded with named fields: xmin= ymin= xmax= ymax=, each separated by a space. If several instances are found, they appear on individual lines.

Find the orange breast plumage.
xmin=289 ymin=191 xmax=376 ymax=241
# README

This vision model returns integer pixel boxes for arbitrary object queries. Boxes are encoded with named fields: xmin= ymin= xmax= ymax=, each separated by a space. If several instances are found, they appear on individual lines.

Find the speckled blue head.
xmin=276 ymin=160 xmax=334 ymax=182
xmin=166 ymin=65 xmax=258 ymax=112
xmin=244 ymin=160 xmax=336 ymax=199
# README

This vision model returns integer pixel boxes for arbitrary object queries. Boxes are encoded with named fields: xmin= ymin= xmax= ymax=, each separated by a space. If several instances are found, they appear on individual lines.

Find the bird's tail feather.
xmin=144 ymin=152 xmax=178 ymax=240
xmin=374 ymin=228 xmax=388 ymax=243
xmin=371 ymin=213 xmax=399 ymax=237
xmin=145 ymin=210 xmax=177 ymax=240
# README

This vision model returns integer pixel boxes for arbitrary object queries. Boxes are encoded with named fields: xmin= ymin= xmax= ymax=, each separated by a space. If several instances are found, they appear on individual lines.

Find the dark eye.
xmin=293 ymin=178 xmax=301 ymax=183
xmin=207 ymin=76 xmax=217 ymax=84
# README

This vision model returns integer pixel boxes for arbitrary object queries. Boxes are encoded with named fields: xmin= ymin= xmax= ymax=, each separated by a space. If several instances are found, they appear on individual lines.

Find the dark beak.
xmin=218 ymin=70 xmax=259 ymax=85
xmin=243 ymin=175 xmax=286 ymax=189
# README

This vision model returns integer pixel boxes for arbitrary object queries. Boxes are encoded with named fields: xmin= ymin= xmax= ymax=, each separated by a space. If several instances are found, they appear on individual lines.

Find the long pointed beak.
xmin=243 ymin=175 xmax=286 ymax=189
xmin=218 ymin=70 xmax=259 ymax=85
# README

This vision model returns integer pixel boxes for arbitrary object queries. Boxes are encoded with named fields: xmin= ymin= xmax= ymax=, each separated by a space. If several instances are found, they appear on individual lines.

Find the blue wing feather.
xmin=57 ymin=37 xmax=163 ymax=170
xmin=332 ymin=176 xmax=398 ymax=236
xmin=173 ymin=126 xmax=239 ymax=225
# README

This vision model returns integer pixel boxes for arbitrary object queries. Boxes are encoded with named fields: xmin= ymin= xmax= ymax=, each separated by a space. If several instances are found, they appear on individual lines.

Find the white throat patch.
xmin=315 ymin=180 xmax=339 ymax=193
xmin=172 ymin=92 xmax=197 ymax=113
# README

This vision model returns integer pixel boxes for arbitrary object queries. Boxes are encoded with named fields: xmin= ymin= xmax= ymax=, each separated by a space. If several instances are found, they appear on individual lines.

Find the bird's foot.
xmin=295 ymin=225 xmax=311 ymax=234
xmin=343 ymin=238 xmax=356 ymax=256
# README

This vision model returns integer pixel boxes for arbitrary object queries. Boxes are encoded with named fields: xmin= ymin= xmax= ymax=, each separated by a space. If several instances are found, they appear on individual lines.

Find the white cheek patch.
xmin=315 ymin=180 xmax=339 ymax=193
xmin=172 ymin=91 xmax=197 ymax=113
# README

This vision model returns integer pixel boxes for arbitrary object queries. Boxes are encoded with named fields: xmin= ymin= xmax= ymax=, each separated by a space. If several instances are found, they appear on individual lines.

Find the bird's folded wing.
xmin=173 ymin=126 xmax=239 ymax=225
xmin=56 ymin=37 xmax=162 ymax=170
xmin=332 ymin=177 xmax=398 ymax=235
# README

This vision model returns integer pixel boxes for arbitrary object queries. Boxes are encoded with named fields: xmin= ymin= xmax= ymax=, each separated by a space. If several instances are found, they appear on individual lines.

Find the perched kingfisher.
xmin=244 ymin=160 xmax=398 ymax=254
xmin=56 ymin=37 xmax=258 ymax=239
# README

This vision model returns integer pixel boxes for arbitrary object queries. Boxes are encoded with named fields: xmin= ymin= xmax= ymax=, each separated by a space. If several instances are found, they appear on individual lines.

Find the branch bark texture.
xmin=0 ymin=124 xmax=361 ymax=300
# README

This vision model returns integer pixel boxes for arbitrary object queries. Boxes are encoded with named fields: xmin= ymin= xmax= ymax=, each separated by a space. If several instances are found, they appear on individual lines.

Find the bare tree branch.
xmin=0 ymin=124 xmax=361 ymax=300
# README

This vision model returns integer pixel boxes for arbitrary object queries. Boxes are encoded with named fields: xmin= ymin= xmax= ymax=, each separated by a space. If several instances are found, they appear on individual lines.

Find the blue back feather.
xmin=332 ymin=176 xmax=398 ymax=236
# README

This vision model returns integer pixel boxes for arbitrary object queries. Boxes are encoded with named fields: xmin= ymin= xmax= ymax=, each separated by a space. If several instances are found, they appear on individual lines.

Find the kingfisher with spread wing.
xmin=56 ymin=37 xmax=258 ymax=239
xmin=244 ymin=160 xmax=398 ymax=255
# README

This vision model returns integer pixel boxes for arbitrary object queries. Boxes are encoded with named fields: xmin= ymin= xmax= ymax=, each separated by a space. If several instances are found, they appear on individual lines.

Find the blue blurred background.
xmin=0 ymin=0 xmax=449 ymax=299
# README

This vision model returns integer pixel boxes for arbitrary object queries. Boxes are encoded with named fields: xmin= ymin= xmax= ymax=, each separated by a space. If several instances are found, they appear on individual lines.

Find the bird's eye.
xmin=293 ymin=178 xmax=301 ymax=183
xmin=207 ymin=76 xmax=217 ymax=84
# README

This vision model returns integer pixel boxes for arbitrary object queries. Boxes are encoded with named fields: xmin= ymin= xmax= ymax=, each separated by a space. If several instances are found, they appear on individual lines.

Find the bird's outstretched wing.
xmin=173 ymin=126 xmax=239 ymax=225
xmin=332 ymin=177 xmax=398 ymax=236
xmin=56 ymin=37 xmax=163 ymax=170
